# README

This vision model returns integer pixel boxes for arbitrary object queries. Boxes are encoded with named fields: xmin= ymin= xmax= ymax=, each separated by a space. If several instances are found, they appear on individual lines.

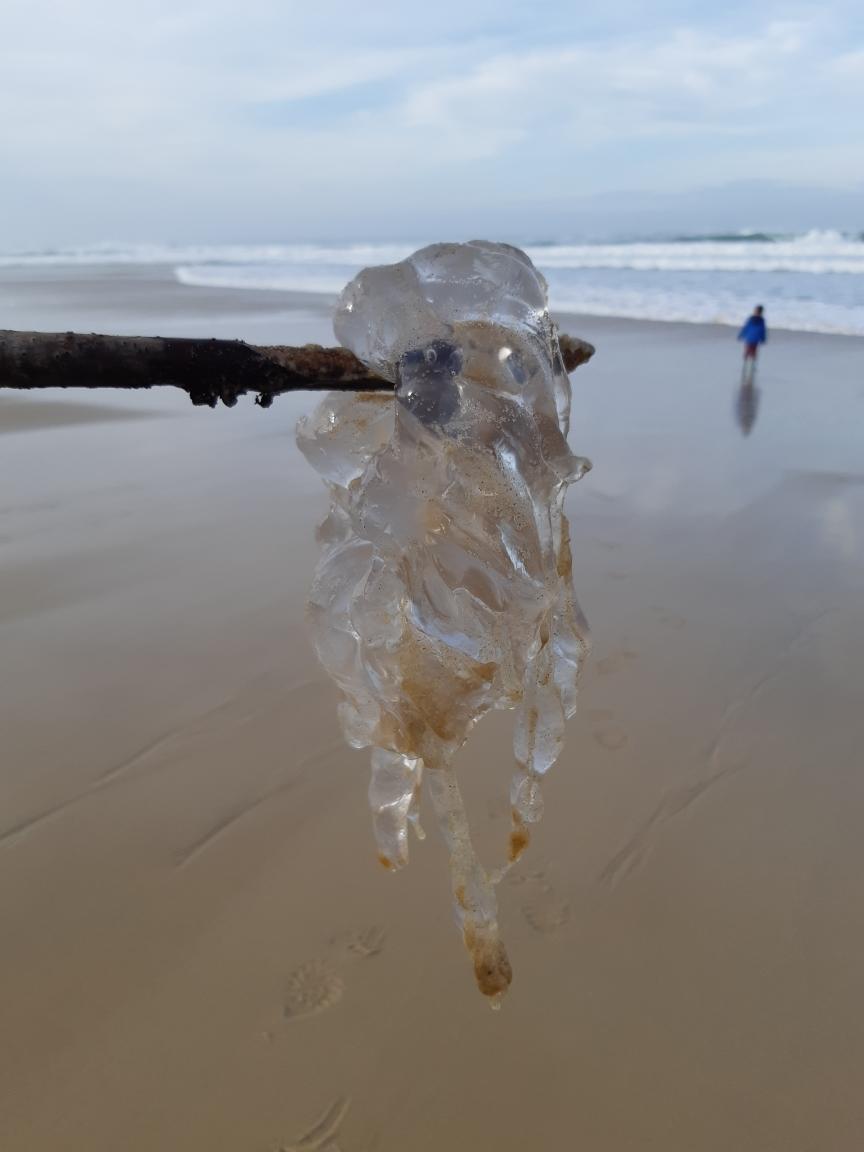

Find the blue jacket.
xmin=738 ymin=315 xmax=767 ymax=345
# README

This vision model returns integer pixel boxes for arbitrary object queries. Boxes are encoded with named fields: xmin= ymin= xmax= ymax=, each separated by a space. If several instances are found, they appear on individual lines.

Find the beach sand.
xmin=2 ymin=265 xmax=864 ymax=1151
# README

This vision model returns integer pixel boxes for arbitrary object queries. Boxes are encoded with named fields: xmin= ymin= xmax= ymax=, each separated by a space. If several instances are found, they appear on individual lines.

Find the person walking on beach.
xmin=738 ymin=305 xmax=767 ymax=376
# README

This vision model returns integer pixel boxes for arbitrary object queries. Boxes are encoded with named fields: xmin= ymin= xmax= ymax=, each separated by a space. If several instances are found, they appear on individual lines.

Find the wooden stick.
xmin=0 ymin=329 xmax=595 ymax=408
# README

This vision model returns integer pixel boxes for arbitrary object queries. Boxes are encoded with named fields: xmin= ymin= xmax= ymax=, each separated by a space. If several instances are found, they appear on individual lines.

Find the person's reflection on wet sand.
xmin=736 ymin=378 xmax=760 ymax=436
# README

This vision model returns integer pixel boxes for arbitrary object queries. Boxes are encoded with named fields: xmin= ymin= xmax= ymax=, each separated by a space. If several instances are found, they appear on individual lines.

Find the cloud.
xmin=394 ymin=22 xmax=815 ymax=152
xmin=1 ymin=1 xmax=861 ymax=244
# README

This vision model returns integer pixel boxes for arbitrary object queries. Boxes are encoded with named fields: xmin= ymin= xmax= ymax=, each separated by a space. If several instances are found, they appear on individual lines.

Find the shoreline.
xmin=3 ymin=263 xmax=863 ymax=346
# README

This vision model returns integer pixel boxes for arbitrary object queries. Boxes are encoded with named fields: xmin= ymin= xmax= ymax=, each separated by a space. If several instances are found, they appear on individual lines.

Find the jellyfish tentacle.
xmin=425 ymin=756 xmax=512 ymax=1005
xmin=368 ymin=748 xmax=423 ymax=871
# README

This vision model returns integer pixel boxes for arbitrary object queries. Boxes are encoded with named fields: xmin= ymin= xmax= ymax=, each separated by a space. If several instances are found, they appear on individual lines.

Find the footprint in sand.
xmin=594 ymin=650 xmax=639 ymax=676
xmin=522 ymin=895 xmax=571 ymax=935
xmin=326 ymin=925 xmax=387 ymax=962
xmin=588 ymin=708 xmax=629 ymax=751
xmin=283 ymin=961 xmax=345 ymax=1021
xmin=282 ymin=927 xmax=386 ymax=1023
xmin=505 ymin=865 xmax=551 ymax=892
xmin=593 ymin=724 xmax=629 ymax=751
xmin=505 ymin=864 xmax=570 ymax=934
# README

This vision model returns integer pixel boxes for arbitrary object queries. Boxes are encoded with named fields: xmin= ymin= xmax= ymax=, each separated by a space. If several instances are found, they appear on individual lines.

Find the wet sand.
xmin=2 ymin=266 xmax=864 ymax=1150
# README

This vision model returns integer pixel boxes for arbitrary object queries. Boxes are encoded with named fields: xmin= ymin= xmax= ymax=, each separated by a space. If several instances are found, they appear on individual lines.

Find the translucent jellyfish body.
xmin=297 ymin=242 xmax=591 ymax=1003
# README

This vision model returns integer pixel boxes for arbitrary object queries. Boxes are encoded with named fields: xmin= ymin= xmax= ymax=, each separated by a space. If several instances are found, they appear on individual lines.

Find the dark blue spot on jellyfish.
xmin=396 ymin=340 xmax=463 ymax=428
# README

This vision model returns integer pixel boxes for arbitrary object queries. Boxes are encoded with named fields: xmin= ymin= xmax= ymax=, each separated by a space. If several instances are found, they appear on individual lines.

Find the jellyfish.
xmin=296 ymin=241 xmax=591 ymax=1004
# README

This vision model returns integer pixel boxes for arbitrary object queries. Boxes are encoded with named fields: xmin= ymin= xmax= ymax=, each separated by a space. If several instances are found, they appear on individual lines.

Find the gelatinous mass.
xmin=296 ymin=242 xmax=591 ymax=1004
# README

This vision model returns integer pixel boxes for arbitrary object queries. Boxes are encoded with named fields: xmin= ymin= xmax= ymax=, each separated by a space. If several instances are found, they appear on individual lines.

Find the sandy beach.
xmin=2 ymin=264 xmax=864 ymax=1151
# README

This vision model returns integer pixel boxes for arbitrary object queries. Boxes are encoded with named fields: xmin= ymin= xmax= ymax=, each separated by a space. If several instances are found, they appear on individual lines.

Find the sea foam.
xmin=3 ymin=233 xmax=863 ymax=335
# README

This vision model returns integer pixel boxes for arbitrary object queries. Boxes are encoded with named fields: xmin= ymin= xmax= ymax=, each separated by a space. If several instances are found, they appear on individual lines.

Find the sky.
xmin=2 ymin=0 xmax=863 ymax=246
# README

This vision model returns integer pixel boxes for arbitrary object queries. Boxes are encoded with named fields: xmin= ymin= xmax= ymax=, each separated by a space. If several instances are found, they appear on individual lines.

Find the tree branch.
xmin=0 ymin=329 xmax=595 ymax=409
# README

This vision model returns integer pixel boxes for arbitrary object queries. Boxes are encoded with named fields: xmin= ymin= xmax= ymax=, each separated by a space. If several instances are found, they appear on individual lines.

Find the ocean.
xmin=3 ymin=231 xmax=863 ymax=336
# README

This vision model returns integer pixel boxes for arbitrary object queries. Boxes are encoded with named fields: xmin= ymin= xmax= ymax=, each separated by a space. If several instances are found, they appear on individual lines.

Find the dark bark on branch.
xmin=0 ymin=329 xmax=595 ymax=409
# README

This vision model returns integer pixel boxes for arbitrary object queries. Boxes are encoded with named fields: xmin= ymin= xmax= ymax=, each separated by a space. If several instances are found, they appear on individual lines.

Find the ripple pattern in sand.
xmin=278 ymin=1095 xmax=351 ymax=1151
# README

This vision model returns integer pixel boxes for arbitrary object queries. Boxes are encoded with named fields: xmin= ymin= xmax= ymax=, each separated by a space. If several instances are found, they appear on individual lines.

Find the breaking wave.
xmin=3 ymin=232 xmax=863 ymax=334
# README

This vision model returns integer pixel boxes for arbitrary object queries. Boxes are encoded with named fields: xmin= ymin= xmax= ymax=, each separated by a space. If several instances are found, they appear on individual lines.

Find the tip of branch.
xmin=558 ymin=334 xmax=596 ymax=373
